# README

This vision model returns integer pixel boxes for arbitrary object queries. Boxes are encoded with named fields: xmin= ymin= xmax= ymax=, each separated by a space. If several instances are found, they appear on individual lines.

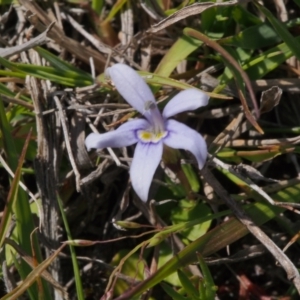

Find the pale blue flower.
xmin=85 ymin=64 xmax=209 ymax=202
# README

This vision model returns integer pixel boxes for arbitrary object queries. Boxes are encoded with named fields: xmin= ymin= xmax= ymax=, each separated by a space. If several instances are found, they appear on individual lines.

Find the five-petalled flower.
xmin=85 ymin=64 xmax=209 ymax=202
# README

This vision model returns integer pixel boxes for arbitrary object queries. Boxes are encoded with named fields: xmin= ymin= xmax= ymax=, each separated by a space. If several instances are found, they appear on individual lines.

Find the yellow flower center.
xmin=138 ymin=130 xmax=167 ymax=143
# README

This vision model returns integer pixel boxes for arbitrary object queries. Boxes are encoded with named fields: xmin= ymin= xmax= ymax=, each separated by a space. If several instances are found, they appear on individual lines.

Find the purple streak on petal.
xmin=145 ymin=101 xmax=166 ymax=132
xmin=85 ymin=119 xmax=150 ymax=151
xmin=164 ymin=119 xmax=207 ymax=169
xmin=130 ymin=141 xmax=163 ymax=202
xmin=162 ymin=89 xmax=209 ymax=119
xmin=106 ymin=64 xmax=156 ymax=122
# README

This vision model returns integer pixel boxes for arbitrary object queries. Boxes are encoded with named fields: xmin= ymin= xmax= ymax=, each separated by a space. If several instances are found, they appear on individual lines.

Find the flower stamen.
xmin=138 ymin=130 xmax=167 ymax=143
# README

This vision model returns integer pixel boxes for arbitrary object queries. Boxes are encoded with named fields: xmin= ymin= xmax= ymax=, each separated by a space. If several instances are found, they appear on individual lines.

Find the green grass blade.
xmin=196 ymin=253 xmax=217 ymax=299
xmin=36 ymin=46 xmax=94 ymax=76
xmin=177 ymin=269 xmax=199 ymax=299
xmin=155 ymin=29 xmax=203 ymax=77
xmin=161 ymin=283 xmax=187 ymax=300
xmin=92 ymin=0 xmax=104 ymax=15
xmin=0 ymin=99 xmax=51 ymax=299
xmin=0 ymin=99 xmax=34 ymax=252
xmin=255 ymin=1 xmax=300 ymax=61
xmin=0 ymin=82 xmax=31 ymax=102
xmin=0 ymin=129 xmax=31 ymax=248
xmin=56 ymin=193 xmax=84 ymax=300
xmin=103 ymin=0 xmax=127 ymax=23
xmin=0 ymin=55 xmax=93 ymax=87
xmin=220 ymin=23 xmax=281 ymax=49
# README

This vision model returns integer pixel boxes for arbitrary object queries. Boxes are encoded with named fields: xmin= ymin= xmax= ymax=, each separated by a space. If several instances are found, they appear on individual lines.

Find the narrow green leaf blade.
xmin=155 ymin=29 xmax=203 ymax=77
xmin=57 ymin=193 xmax=85 ymax=300
xmin=177 ymin=269 xmax=199 ymax=299
xmin=0 ymin=129 xmax=31 ymax=248
xmin=196 ymin=253 xmax=217 ymax=299
xmin=255 ymin=2 xmax=300 ymax=61
xmin=161 ymin=283 xmax=187 ymax=300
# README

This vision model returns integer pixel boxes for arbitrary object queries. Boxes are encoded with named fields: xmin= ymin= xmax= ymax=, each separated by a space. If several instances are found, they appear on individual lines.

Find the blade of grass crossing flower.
xmin=97 ymin=70 xmax=227 ymax=99
xmin=56 ymin=193 xmax=84 ymax=300
xmin=254 ymin=1 xmax=300 ymax=61
xmin=0 ymin=99 xmax=51 ymax=299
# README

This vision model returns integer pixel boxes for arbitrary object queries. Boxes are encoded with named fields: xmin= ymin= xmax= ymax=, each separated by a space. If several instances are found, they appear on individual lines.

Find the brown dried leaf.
xmin=3 ymin=239 xmax=69 ymax=300
xmin=148 ymin=0 xmax=239 ymax=33
xmin=260 ymin=86 xmax=282 ymax=114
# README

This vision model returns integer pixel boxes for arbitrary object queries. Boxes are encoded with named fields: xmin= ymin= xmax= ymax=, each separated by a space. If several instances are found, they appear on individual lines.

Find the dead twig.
xmin=0 ymin=22 xmax=54 ymax=58
xmin=19 ymin=0 xmax=106 ymax=72
xmin=53 ymin=95 xmax=81 ymax=192
xmin=147 ymin=1 xmax=241 ymax=33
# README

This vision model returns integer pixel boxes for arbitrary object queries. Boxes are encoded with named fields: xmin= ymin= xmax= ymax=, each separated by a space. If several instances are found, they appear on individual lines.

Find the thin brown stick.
xmin=185 ymin=29 xmax=262 ymax=134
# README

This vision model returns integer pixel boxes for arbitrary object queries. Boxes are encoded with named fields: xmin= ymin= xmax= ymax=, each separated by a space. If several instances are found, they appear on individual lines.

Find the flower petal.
xmin=162 ymin=89 xmax=209 ymax=119
xmin=130 ymin=141 xmax=163 ymax=202
xmin=164 ymin=119 xmax=207 ymax=169
xmin=85 ymin=119 xmax=149 ymax=151
xmin=106 ymin=64 xmax=155 ymax=117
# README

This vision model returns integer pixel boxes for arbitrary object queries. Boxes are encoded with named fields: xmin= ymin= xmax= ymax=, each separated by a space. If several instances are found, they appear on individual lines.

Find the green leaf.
xmin=231 ymin=5 xmax=262 ymax=26
xmin=177 ymin=270 xmax=199 ymax=299
xmin=0 ymin=99 xmax=51 ymax=299
xmin=155 ymin=30 xmax=203 ymax=78
xmin=171 ymin=200 xmax=212 ymax=242
xmin=255 ymin=2 xmax=300 ymax=61
xmin=0 ymin=130 xmax=30 ymax=248
xmin=161 ymin=283 xmax=187 ymax=300
xmin=0 ymin=55 xmax=93 ymax=87
xmin=103 ymin=0 xmax=127 ymax=22
xmin=111 ymin=249 xmax=146 ymax=295
xmin=157 ymin=243 xmax=181 ymax=286
xmin=57 ymin=194 xmax=84 ymax=300
xmin=36 ymin=46 xmax=93 ymax=76
xmin=92 ymin=0 xmax=104 ymax=15
xmin=196 ymin=254 xmax=217 ymax=299
xmin=181 ymin=164 xmax=200 ymax=193
xmin=220 ymin=23 xmax=281 ymax=49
